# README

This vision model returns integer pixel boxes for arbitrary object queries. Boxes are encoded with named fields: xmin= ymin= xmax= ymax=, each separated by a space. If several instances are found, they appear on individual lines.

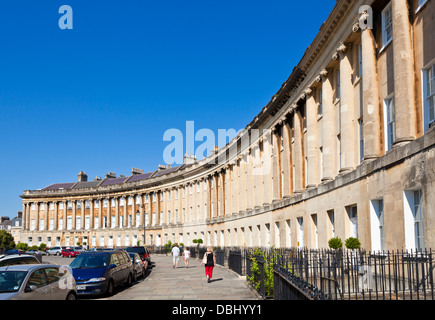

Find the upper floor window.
xmin=382 ymin=2 xmax=393 ymax=48
xmin=384 ymin=97 xmax=396 ymax=151
xmin=423 ymin=64 xmax=435 ymax=133
xmin=317 ymin=88 xmax=323 ymax=116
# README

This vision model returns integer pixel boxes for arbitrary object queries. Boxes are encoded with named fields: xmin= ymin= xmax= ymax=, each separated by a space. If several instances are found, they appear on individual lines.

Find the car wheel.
xmin=106 ymin=280 xmax=114 ymax=297
xmin=125 ymin=273 xmax=132 ymax=287
xmin=66 ymin=292 xmax=76 ymax=300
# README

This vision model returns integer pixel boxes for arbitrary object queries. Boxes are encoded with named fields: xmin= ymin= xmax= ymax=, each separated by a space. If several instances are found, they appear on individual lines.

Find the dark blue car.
xmin=70 ymin=250 xmax=133 ymax=296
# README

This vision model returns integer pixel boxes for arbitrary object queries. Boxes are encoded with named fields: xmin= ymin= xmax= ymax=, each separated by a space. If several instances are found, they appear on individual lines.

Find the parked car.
xmin=0 ymin=249 xmax=26 ymax=257
xmin=70 ymin=250 xmax=134 ymax=296
xmin=72 ymin=246 xmax=86 ymax=254
xmin=0 ymin=254 xmax=41 ymax=267
xmin=27 ymin=250 xmax=46 ymax=256
xmin=0 ymin=264 xmax=77 ymax=300
xmin=46 ymin=247 xmax=67 ymax=256
xmin=61 ymin=249 xmax=81 ymax=258
xmin=125 ymin=247 xmax=151 ymax=269
xmin=128 ymin=252 xmax=146 ymax=281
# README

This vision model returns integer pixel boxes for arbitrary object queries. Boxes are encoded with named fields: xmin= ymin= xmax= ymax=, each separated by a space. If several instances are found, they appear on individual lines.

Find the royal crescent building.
xmin=20 ymin=0 xmax=435 ymax=252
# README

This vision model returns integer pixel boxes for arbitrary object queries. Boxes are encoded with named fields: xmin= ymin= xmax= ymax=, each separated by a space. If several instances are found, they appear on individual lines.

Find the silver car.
xmin=0 ymin=264 xmax=77 ymax=300
xmin=46 ymin=246 xmax=66 ymax=256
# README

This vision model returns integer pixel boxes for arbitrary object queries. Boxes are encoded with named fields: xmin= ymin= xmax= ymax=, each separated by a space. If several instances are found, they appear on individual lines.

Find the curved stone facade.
xmin=20 ymin=0 xmax=435 ymax=251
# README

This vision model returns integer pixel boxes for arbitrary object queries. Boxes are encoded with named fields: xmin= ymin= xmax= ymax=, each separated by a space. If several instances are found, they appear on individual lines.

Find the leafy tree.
xmin=0 ymin=230 xmax=15 ymax=252
xmin=16 ymin=242 xmax=29 ymax=251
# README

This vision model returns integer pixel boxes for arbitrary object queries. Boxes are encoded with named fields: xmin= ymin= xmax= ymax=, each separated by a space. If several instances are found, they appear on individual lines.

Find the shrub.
xmin=328 ymin=237 xmax=343 ymax=249
xmin=345 ymin=237 xmax=361 ymax=249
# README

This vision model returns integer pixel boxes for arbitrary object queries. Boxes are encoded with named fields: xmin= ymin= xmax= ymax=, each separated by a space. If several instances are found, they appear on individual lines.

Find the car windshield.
xmin=0 ymin=271 xmax=28 ymax=293
xmin=70 ymin=255 xmax=110 ymax=269
xmin=126 ymin=247 xmax=145 ymax=254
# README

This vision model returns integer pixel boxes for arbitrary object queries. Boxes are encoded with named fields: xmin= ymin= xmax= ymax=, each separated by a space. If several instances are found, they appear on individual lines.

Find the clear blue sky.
xmin=0 ymin=0 xmax=335 ymax=218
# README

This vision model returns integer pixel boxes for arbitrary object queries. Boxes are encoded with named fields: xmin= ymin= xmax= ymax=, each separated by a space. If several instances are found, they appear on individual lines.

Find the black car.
xmin=125 ymin=247 xmax=151 ymax=269
xmin=0 ymin=254 xmax=41 ymax=267
xmin=70 ymin=250 xmax=134 ymax=296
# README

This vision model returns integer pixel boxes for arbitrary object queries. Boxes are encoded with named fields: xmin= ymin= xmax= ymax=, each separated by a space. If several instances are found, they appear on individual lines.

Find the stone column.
xmin=305 ymin=88 xmax=319 ymax=188
xmin=22 ymin=203 xmax=27 ymax=230
xmin=44 ymin=202 xmax=49 ymax=230
xmin=123 ymin=197 xmax=128 ymax=228
xmin=72 ymin=201 xmax=76 ymax=230
xmin=392 ymin=0 xmax=416 ymax=145
xmin=220 ymin=171 xmax=225 ymax=216
xmin=106 ymin=198 xmax=111 ymax=229
xmin=361 ymin=28 xmax=382 ymax=160
xmin=281 ymin=118 xmax=292 ymax=197
xmin=225 ymin=165 xmax=232 ymax=215
xmin=252 ymin=144 xmax=262 ymax=207
xmin=34 ymin=202 xmax=39 ymax=231
xmin=24 ymin=203 xmax=30 ymax=230
xmin=337 ymin=43 xmax=356 ymax=172
xmin=131 ymin=195 xmax=136 ymax=227
xmin=114 ymin=197 xmax=119 ymax=229
xmin=246 ymin=152 xmax=253 ymax=210
xmin=97 ymin=199 xmax=102 ymax=229
xmin=89 ymin=200 xmax=94 ymax=229
xmin=233 ymin=162 xmax=239 ymax=213
xmin=262 ymin=130 xmax=273 ymax=205
xmin=293 ymin=108 xmax=305 ymax=193
xmin=61 ymin=201 xmax=67 ymax=230
xmin=320 ymin=68 xmax=335 ymax=182
xmin=80 ymin=201 xmax=85 ymax=230
xmin=54 ymin=202 xmax=59 ymax=230
xmin=145 ymin=193 xmax=149 ymax=227
xmin=272 ymin=127 xmax=281 ymax=201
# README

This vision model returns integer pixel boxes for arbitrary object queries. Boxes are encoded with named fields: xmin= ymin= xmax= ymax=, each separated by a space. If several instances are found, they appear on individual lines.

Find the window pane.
xmin=429 ymin=96 xmax=434 ymax=122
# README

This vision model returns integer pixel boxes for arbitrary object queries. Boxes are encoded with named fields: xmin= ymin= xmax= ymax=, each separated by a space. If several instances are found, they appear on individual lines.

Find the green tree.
xmin=16 ymin=242 xmax=29 ymax=251
xmin=0 ymin=230 xmax=15 ymax=252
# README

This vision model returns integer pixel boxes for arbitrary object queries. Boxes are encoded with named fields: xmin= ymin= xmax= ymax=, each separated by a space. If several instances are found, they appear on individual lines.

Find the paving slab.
xmin=101 ymin=254 xmax=261 ymax=300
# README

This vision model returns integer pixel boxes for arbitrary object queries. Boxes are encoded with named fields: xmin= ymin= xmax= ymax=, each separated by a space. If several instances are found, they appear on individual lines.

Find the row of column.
xmin=268 ymin=0 xmax=417 ymax=200
xmin=22 ymin=193 xmax=160 ymax=232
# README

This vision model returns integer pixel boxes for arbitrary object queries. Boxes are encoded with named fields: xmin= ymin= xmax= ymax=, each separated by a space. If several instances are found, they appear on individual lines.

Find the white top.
xmin=171 ymin=246 xmax=180 ymax=256
xmin=184 ymin=250 xmax=190 ymax=258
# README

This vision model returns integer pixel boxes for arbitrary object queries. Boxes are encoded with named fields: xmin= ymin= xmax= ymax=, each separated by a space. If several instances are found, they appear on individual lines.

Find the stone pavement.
xmin=102 ymin=254 xmax=261 ymax=300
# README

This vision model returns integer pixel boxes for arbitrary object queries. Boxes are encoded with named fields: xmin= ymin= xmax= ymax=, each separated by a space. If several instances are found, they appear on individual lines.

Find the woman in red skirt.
xmin=201 ymin=247 xmax=216 ymax=283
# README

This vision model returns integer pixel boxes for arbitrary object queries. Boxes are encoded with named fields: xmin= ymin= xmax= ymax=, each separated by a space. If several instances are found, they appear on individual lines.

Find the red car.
xmin=61 ymin=248 xmax=81 ymax=258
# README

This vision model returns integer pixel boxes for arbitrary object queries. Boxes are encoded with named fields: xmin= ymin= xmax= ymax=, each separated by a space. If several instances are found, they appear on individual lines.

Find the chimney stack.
xmin=131 ymin=168 xmax=143 ymax=175
xmin=105 ymin=172 xmax=116 ymax=179
xmin=78 ymin=171 xmax=88 ymax=182
xmin=184 ymin=153 xmax=197 ymax=165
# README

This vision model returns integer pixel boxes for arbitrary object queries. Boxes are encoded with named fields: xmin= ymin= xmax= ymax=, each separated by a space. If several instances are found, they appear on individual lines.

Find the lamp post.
xmin=137 ymin=209 xmax=145 ymax=247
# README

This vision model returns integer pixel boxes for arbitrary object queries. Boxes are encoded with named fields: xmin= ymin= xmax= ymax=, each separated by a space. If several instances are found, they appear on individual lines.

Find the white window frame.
xmin=423 ymin=63 xmax=435 ymax=133
xmin=370 ymin=199 xmax=385 ymax=252
xmin=383 ymin=96 xmax=396 ymax=152
xmin=404 ymin=190 xmax=425 ymax=251
xmin=381 ymin=2 xmax=393 ymax=49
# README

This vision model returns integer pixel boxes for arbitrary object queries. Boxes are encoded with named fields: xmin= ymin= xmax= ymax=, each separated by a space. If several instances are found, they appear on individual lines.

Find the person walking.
xmin=171 ymin=244 xmax=180 ymax=268
xmin=201 ymin=247 xmax=216 ymax=283
xmin=183 ymin=247 xmax=191 ymax=268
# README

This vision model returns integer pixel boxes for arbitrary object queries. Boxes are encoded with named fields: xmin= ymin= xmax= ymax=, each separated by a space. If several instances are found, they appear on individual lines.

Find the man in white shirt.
xmin=171 ymin=244 xmax=180 ymax=268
